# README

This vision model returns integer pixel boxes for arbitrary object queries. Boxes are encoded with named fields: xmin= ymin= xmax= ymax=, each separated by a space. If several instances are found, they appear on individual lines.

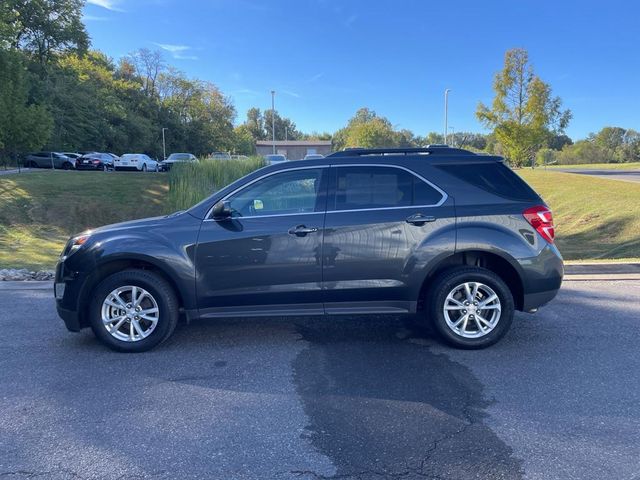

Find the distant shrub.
xmin=167 ymin=156 xmax=265 ymax=211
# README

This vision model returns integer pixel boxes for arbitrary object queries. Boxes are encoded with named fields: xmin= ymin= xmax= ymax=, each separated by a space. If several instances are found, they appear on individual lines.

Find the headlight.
xmin=64 ymin=233 xmax=91 ymax=257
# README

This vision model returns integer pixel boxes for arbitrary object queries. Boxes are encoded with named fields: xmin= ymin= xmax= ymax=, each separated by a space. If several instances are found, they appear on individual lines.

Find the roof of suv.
xmin=273 ymin=146 xmax=503 ymax=170
xmin=326 ymin=146 xmax=502 ymax=163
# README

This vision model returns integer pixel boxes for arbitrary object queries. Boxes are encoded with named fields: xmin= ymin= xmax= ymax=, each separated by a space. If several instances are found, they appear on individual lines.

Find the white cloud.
xmin=282 ymin=90 xmax=301 ymax=98
xmin=154 ymin=43 xmax=190 ymax=53
xmin=154 ymin=43 xmax=198 ymax=61
xmin=86 ymin=0 xmax=124 ymax=11
xmin=83 ymin=14 xmax=109 ymax=21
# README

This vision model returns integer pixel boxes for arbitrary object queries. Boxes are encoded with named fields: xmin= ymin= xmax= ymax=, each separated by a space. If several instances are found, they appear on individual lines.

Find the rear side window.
xmin=332 ymin=166 xmax=443 ymax=210
xmin=436 ymin=162 xmax=539 ymax=201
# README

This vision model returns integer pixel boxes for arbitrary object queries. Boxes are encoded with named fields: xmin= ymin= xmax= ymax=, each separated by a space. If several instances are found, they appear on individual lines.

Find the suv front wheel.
xmin=428 ymin=266 xmax=514 ymax=349
xmin=88 ymin=269 xmax=179 ymax=352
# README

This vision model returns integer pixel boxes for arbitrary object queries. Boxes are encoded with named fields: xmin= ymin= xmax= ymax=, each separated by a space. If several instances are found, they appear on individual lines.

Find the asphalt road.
xmin=553 ymin=168 xmax=640 ymax=183
xmin=1 ymin=280 xmax=640 ymax=480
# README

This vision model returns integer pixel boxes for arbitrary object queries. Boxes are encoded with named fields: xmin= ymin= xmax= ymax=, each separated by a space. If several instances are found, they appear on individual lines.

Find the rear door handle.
xmin=406 ymin=213 xmax=436 ymax=225
xmin=288 ymin=225 xmax=319 ymax=236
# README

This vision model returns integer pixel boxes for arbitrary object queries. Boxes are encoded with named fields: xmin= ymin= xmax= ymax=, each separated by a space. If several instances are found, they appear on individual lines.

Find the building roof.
xmin=255 ymin=140 xmax=332 ymax=147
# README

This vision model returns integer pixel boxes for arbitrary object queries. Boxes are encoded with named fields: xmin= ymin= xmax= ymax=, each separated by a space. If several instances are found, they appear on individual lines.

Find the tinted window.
xmin=333 ymin=166 xmax=442 ymax=210
xmin=436 ymin=163 xmax=539 ymax=201
xmin=228 ymin=168 xmax=324 ymax=217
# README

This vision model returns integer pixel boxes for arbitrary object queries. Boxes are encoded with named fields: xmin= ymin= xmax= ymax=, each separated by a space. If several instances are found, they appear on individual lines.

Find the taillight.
xmin=92 ymin=160 xmax=100 ymax=164
xmin=523 ymin=205 xmax=555 ymax=244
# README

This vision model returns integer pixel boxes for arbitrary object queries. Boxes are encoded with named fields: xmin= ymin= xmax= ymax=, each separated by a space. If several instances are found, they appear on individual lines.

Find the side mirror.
xmin=212 ymin=200 xmax=232 ymax=219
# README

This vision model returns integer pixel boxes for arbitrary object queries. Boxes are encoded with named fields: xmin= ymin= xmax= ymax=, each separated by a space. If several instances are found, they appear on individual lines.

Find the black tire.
xmin=142 ymin=163 xmax=147 ymax=172
xmin=88 ymin=269 xmax=179 ymax=352
xmin=62 ymin=162 xmax=71 ymax=170
xmin=426 ymin=266 xmax=514 ymax=349
xmin=28 ymin=161 xmax=38 ymax=168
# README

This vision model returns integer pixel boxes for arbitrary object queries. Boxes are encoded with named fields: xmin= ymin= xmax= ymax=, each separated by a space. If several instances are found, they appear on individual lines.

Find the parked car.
xmin=114 ymin=153 xmax=159 ymax=172
xmin=76 ymin=152 xmax=114 ymax=171
xmin=211 ymin=152 xmax=232 ymax=160
xmin=160 ymin=153 xmax=197 ymax=171
xmin=55 ymin=146 xmax=563 ymax=352
xmin=304 ymin=153 xmax=324 ymax=160
xmin=264 ymin=154 xmax=286 ymax=165
xmin=24 ymin=152 xmax=75 ymax=170
xmin=62 ymin=152 xmax=82 ymax=161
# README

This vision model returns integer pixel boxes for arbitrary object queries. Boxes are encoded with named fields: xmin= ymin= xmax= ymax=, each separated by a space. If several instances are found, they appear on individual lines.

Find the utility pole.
xmin=444 ymin=89 xmax=451 ymax=145
xmin=271 ymin=90 xmax=276 ymax=154
xmin=161 ymin=128 xmax=168 ymax=160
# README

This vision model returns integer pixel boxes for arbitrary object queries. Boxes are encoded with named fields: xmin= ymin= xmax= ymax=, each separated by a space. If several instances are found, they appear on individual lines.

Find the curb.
xmin=564 ymin=273 xmax=640 ymax=282
xmin=0 ymin=281 xmax=53 ymax=290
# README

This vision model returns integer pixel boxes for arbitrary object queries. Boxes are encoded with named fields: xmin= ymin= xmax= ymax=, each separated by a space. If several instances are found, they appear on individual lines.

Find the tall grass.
xmin=167 ymin=156 xmax=265 ymax=211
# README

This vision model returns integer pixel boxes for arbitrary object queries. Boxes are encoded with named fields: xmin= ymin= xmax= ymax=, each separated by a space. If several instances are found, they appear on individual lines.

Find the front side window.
xmin=332 ymin=166 xmax=443 ymax=211
xmin=226 ymin=168 xmax=325 ymax=217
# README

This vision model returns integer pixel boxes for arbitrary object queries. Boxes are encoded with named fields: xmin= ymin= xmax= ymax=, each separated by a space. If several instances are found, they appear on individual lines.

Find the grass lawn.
xmin=545 ymin=162 xmax=640 ymax=170
xmin=0 ymin=171 xmax=169 ymax=270
xmin=0 ymin=168 xmax=639 ymax=270
xmin=519 ymin=170 xmax=640 ymax=260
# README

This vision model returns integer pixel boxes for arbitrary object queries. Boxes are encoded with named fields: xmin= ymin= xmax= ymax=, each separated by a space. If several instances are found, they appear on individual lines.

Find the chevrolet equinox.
xmin=55 ymin=146 xmax=563 ymax=352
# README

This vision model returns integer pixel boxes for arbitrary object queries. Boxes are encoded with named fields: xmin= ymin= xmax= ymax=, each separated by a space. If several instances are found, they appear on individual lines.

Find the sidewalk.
xmin=564 ymin=263 xmax=640 ymax=281
xmin=0 ymin=168 xmax=32 ymax=175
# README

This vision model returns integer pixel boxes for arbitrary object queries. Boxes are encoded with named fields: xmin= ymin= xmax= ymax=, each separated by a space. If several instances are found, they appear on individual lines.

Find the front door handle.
xmin=406 ymin=213 xmax=436 ymax=225
xmin=288 ymin=225 xmax=319 ymax=237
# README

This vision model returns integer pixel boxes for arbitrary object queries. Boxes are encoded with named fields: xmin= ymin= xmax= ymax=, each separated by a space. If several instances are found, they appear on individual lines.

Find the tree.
xmin=333 ymin=108 xmax=398 ymax=150
xmin=0 ymin=49 xmax=52 ymax=163
xmin=233 ymin=125 xmax=256 ymax=155
xmin=548 ymin=134 xmax=573 ymax=151
xmin=3 ymin=0 xmax=88 ymax=67
xmin=128 ymin=48 xmax=165 ymax=98
xmin=244 ymin=107 xmax=265 ymax=140
xmin=588 ymin=126 xmax=640 ymax=163
xmin=263 ymin=109 xmax=301 ymax=141
xmin=476 ymin=48 xmax=571 ymax=167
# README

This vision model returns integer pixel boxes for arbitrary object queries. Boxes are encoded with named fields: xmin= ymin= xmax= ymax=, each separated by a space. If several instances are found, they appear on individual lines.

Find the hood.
xmin=83 ymin=212 xmax=186 ymax=236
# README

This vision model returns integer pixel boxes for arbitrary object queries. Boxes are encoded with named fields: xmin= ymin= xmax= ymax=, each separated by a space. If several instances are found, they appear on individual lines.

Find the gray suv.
xmin=55 ymin=146 xmax=563 ymax=352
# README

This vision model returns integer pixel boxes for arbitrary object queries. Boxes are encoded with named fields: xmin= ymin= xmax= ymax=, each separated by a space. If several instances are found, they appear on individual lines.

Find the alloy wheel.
xmin=443 ymin=282 xmax=501 ymax=338
xmin=101 ymin=285 xmax=159 ymax=342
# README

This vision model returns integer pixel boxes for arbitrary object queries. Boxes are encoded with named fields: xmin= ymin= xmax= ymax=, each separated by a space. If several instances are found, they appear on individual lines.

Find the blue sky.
xmin=83 ymin=0 xmax=639 ymax=140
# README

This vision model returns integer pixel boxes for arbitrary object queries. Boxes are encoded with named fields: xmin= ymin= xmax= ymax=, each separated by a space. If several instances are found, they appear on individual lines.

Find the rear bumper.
xmin=520 ymin=244 xmax=564 ymax=312
xmin=76 ymin=164 xmax=104 ymax=170
xmin=114 ymin=166 xmax=140 ymax=171
xmin=522 ymin=288 xmax=560 ymax=312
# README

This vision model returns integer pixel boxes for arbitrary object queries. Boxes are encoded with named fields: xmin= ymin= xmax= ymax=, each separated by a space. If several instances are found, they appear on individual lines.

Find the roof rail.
xmin=326 ymin=146 xmax=476 ymax=158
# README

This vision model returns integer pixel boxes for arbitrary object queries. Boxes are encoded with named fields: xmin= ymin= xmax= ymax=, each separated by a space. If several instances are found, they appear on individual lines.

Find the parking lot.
xmin=1 ymin=280 xmax=639 ymax=480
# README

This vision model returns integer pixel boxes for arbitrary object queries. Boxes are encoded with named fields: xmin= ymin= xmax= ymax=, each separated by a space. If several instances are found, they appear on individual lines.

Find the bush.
xmin=167 ymin=156 xmax=265 ymax=211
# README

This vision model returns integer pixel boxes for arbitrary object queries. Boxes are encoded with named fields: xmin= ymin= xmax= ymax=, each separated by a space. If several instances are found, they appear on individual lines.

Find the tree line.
xmin=1 ymin=1 xmax=637 ymax=168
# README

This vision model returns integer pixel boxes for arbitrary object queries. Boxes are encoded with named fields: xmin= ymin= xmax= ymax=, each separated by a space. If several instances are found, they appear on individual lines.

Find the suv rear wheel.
xmin=427 ymin=266 xmax=514 ymax=349
xmin=88 ymin=269 xmax=178 ymax=352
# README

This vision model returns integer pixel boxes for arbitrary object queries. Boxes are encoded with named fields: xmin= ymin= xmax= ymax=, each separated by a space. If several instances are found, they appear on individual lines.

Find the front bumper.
xmin=55 ymin=257 xmax=92 ymax=332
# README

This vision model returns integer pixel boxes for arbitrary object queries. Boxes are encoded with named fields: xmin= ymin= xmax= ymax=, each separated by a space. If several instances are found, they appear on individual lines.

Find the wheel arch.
xmin=77 ymin=255 xmax=188 ymax=329
xmin=417 ymin=250 xmax=525 ymax=311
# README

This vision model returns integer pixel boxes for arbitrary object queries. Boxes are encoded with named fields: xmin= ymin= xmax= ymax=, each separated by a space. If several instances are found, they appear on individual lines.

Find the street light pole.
xmin=448 ymin=126 xmax=455 ymax=147
xmin=444 ymin=89 xmax=451 ymax=145
xmin=271 ymin=90 xmax=276 ymax=154
xmin=285 ymin=126 xmax=288 ymax=142
xmin=161 ymin=128 xmax=168 ymax=160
